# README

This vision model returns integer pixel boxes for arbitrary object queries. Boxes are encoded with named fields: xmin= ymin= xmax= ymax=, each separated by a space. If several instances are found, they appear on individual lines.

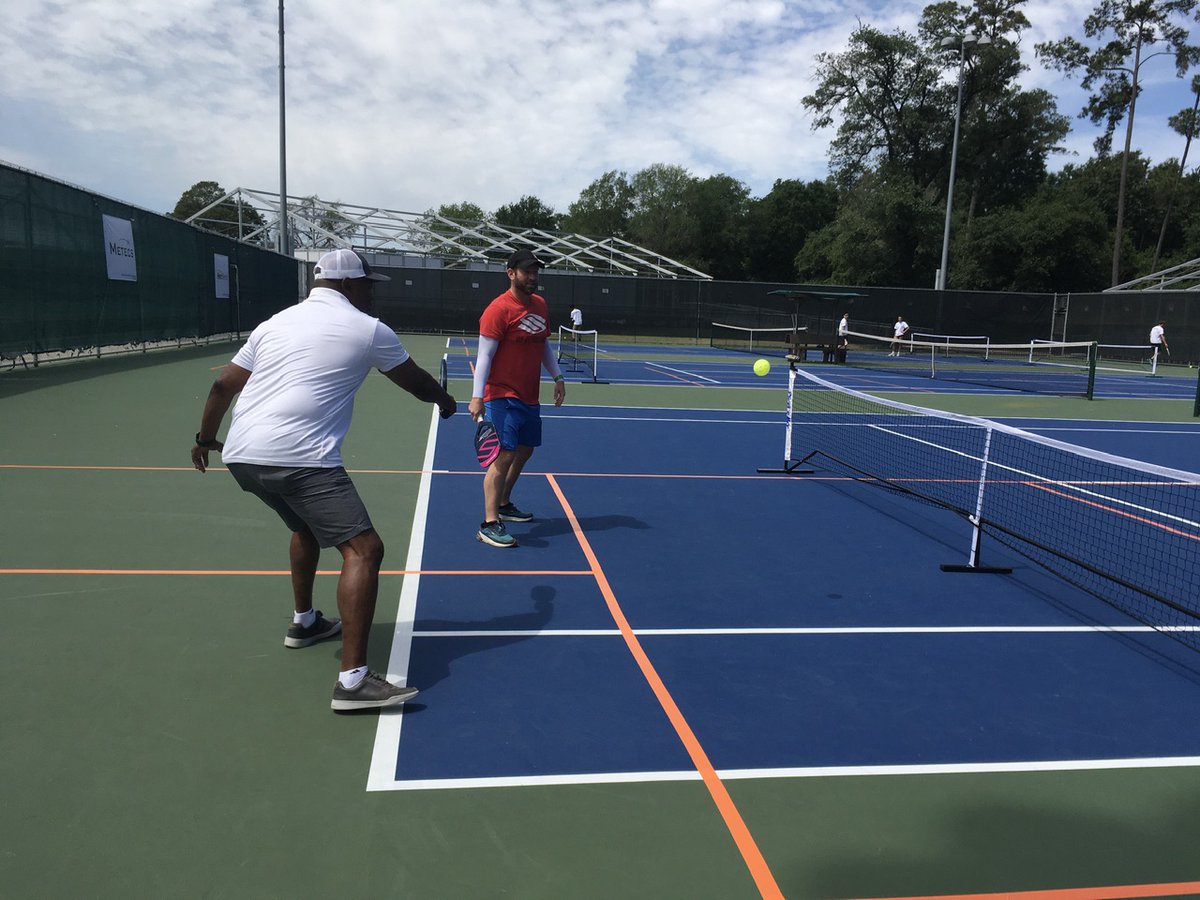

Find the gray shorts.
xmin=227 ymin=463 xmax=374 ymax=549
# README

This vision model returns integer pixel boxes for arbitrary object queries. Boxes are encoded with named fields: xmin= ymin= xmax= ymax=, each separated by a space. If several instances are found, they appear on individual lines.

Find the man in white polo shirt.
xmin=1150 ymin=319 xmax=1168 ymax=362
xmin=191 ymin=248 xmax=456 ymax=712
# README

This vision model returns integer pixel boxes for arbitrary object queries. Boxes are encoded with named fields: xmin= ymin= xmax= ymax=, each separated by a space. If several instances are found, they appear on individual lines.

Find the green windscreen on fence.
xmin=0 ymin=164 xmax=300 ymax=361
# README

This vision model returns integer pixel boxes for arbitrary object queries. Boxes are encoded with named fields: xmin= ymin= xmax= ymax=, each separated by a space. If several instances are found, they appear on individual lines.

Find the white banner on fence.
xmin=214 ymin=254 xmax=230 ymax=299
xmin=102 ymin=215 xmax=137 ymax=282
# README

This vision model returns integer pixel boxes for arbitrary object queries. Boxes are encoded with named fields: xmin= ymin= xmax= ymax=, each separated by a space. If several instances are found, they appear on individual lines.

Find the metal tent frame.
xmin=1106 ymin=256 xmax=1200 ymax=292
xmin=184 ymin=187 xmax=711 ymax=280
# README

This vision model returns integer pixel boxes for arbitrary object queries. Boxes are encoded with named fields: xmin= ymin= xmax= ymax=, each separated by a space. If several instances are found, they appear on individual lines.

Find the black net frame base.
xmin=756 ymin=461 xmax=814 ymax=475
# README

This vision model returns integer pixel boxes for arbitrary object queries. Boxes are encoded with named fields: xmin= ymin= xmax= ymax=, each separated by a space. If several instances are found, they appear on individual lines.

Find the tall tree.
xmin=561 ymin=171 xmax=634 ymax=237
xmin=169 ymin=180 xmax=266 ymax=241
xmin=803 ymin=3 xmax=1069 ymax=287
xmin=1036 ymin=0 xmax=1200 ymax=285
xmin=796 ymin=167 xmax=943 ymax=287
xmin=627 ymin=163 xmax=695 ymax=258
xmin=494 ymin=195 xmax=560 ymax=231
xmin=745 ymin=179 xmax=839 ymax=282
xmin=954 ymin=179 xmax=1111 ymax=291
xmin=918 ymin=0 xmax=1070 ymax=223
xmin=1152 ymin=73 xmax=1200 ymax=270
xmin=679 ymin=174 xmax=752 ymax=279
xmin=802 ymin=25 xmax=946 ymax=188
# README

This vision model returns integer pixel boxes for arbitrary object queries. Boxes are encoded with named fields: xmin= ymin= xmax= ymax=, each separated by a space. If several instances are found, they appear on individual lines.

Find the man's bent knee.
xmin=339 ymin=529 xmax=384 ymax=568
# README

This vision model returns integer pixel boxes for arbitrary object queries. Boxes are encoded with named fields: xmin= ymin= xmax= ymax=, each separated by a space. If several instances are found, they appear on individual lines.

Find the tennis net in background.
xmin=782 ymin=366 xmax=1200 ymax=649
xmin=710 ymin=322 xmax=801 ymax=357
xmin=843 ymin=330 xmax=1097 ymax=399
xmin=1092 ymin=342 xmax=1159 ymax=376
xmin=556 ymin=325 xmax=602 ymax=382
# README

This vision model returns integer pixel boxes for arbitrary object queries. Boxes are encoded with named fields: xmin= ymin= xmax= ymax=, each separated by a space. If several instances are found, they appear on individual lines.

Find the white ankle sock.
xmin=339 ymin=666 xmax=368 ymax=689
xmin=294 ymin=609 xmax=317 ymax=628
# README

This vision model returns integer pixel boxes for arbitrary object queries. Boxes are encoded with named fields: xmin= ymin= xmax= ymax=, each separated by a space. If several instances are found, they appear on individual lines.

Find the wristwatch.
xmin=195 ymin=432 xmax=220 ymax=448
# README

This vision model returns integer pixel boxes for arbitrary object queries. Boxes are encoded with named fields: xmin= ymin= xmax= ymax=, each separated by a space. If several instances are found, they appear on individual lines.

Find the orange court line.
xmin=0 ymin=464 xmax=430 ymax=474
xmin=544 ymin=472 xmax=783 ymax=900
xmin=1 ymin=568 xmax=592 ymax=576
xmin=1028 ymin=481 xmax=1200 ymax=542
xmin=861 ymin=879 xmax=1200 ymax=900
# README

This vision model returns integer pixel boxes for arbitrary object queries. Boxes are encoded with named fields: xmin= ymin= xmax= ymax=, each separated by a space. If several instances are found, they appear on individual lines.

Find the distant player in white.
xmin=1150 ymin=320 xmax=1168 ymax=361
xmin=890 ymin=316 xmax=909 ymax=356
xmin=567 ymin=306 xmax=584 ymax=358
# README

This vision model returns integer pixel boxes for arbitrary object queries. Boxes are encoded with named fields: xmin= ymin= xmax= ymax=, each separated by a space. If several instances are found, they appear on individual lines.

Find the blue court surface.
xmin=368 ymin=403 xmax=1200 ymax=791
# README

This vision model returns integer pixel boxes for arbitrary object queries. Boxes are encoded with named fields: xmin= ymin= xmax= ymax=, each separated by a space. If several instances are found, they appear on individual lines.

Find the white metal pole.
xmin=937 ymin=39 xmax=969 ymax=291
xmin=278 ymin=1 xmax=289 ymax=256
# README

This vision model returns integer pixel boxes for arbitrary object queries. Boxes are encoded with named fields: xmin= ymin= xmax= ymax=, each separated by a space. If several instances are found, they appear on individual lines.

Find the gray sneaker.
xmin=331 ymin=671 xmax=419 ymax=711
xmin=285 ymin=611 xmax=342 ymax=648
xmin=498 ymin=501 xmax=533 ymax=522
xmin=477 ymin=520 xmax=518 ymax=547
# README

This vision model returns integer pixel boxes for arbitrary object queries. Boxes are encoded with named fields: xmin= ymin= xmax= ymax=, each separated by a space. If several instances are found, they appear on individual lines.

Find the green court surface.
xmin=3 ymin=335 xmax=1200 ymax=899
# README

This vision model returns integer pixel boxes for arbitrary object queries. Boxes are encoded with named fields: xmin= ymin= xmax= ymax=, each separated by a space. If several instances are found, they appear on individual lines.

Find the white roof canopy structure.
xmin=185 ymin=187 xmax=711 ymax=280
xmin=1106 ymin=256 xmax=1200 ymax=292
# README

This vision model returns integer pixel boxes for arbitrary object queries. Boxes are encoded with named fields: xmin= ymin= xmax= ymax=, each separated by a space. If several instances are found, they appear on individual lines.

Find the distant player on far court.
xmin=1150 ymin=320 xmax=1168 ymax=362
xmin=890 ymin=316 xmax=910 ymax=356
xmin=470 ymin=249 xmax=566 ymax=548
xmin=568 ymin=304 xmax=584 ymax=357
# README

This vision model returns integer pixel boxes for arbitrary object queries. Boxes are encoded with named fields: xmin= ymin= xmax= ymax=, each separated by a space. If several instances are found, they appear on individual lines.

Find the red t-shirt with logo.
xmin=479 ymin=289 xmax=549 ymax=404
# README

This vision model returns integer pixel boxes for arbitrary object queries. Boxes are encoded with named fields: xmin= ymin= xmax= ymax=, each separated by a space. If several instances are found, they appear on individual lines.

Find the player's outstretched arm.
xmin=383 ymin=359 xmax=456 ymax=418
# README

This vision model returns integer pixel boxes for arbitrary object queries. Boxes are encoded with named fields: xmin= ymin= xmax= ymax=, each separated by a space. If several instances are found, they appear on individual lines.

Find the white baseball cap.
xmin=313 ymin=248 xmax=390 ymax=282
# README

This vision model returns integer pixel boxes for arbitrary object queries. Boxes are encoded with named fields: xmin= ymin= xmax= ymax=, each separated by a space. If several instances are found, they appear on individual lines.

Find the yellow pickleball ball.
xmin=753 ymin=358 xmax=770 ymax=377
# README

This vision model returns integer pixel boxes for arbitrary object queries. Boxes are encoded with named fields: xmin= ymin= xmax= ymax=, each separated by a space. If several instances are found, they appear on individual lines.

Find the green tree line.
xmin=171 ymin=0 xmax=1200 ymax=293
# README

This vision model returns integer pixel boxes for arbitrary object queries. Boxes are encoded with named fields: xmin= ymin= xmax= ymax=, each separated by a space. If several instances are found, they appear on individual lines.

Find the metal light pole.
xmin=936 ymin=32 xmax=990 ymax=291
xmin=278 ymin=0 xmax=290 ymax=256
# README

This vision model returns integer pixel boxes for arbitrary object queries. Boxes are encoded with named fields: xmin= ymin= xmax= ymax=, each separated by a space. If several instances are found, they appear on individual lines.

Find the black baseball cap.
xmin=506 ymin=249 xmax=544 ymax=270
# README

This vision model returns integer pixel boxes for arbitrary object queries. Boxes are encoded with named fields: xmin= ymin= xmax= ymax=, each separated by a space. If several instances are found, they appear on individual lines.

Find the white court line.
xmin=643 ymin=361 xmax=721 ymax=383
xmin=411 ymin=625 xmax=1187 ymax=638
xmin=543 ymin=413 xmax=777 ymax=425
xmin=372 ymin=756 xmax=1200 ymax=792
xmin=366 ymin=403 xmax=440 ymax=792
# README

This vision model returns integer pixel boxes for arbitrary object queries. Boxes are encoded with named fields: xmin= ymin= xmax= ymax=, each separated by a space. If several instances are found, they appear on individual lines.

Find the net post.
xmin=757 ymin=355 xmax=813 ymax=474
xmin=937 ymin=425 xmax=1013 ymax=574
xmin=1193 ymin=365 xmax=1200 ymax=418
xmin=939 ymin=519 xmax=1014 ymax=574
xmin=1084 ymin=342 xmax=1097 ymax=400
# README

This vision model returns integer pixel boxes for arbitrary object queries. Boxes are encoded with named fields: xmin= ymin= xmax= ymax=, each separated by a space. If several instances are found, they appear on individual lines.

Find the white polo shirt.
xmin=221 ymin=287 xmax=409 ymax=467
xmin=1150 ymin=324 xmax=1165 ymax=345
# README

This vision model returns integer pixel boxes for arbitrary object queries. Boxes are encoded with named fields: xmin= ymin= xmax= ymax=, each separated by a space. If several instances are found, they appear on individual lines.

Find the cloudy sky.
xmin=2 ymin=0 xmax=1198 ymax=219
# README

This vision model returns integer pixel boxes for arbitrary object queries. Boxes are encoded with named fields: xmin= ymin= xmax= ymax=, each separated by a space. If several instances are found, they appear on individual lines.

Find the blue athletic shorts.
xmin=227 ymin=463 xmax=374 ymax=548
xmin=484 ymin=397 xmax=542 ymax=450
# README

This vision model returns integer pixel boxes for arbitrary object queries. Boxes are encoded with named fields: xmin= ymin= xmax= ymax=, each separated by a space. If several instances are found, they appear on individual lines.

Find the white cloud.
xmin=0 ymin=0 xmax=1196 ymax=219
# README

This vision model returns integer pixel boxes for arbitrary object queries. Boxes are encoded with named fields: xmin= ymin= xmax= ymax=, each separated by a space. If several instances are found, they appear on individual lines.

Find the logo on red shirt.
xmin=517 ymin=313 xmax=547 ymax=335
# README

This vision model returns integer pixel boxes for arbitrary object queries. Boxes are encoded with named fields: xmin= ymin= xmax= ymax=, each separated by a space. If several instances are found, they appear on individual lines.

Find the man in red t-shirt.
xmin=469 ymin=249 xmax=566 ymax=547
